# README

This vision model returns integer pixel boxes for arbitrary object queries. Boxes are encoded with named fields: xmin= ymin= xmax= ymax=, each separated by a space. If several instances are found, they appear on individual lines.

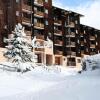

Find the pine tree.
xmin=4 ymin=23 xmax=35 ymax=72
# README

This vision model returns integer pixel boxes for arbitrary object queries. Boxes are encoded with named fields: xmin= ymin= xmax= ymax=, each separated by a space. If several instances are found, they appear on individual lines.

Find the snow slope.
xmin=0 ymin=66 xmax=100 ymax=100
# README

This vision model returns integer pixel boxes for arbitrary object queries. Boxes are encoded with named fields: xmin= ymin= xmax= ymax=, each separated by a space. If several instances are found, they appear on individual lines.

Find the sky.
xmin=53 ymin=0 xmax=100 ymax=29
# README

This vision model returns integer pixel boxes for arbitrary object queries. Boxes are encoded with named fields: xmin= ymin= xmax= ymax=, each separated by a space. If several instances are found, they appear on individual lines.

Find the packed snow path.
xmin=0 ymin=67 xmax=100 ymax=100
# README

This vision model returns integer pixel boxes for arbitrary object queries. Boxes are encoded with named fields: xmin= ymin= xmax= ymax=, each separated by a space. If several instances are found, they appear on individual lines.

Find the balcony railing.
xmin=67 ymin=22 xmax=75 ymax=28
xmin=54 ymin=30 xmax=62 ymax=36
xmin=24 ymin=30 xmax=32 ymax=36
xmin=54 ymin=20 xmax=62 ymax=26
xmin=67 ymin=51 xmax=76 ymax=56
xmin=90 ymin=36 xmax=95 ymax=40
xmin=34 ymin=0 xmax=43 ymax=6
xmin=90 ymin=52 xmax=96 ymax=55
xmin=34 ymin=22 xmax=44 ymax=29
xmin=36 ymin=34 xmax=44 ymax=40
xmin=22 ymin=17 xmax=31 ymax=23
xmin=22 ymin=17 xmax=31 ymax=26
xmin=66 ymin=42 xmax=75 ymax=47
xmin=34 ymin=10 xmax=44 ymax=17
xmin=55 ymin=40 xmax=63 ymax=46
xmin=66 ymin=32 xmax=75 ymax=37
xmin=55 ymin=50 xmax=63 ymax=55
xmin=67 ymin=62 xmax=76 ymax=66
xmin=22 ymin=4 xmax=32 ymax=13
xmin=90 ymin=44 xmax=95 ymax=48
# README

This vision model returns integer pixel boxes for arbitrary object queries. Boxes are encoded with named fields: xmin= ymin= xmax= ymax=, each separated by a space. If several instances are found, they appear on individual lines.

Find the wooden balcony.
xmin=34 ymin=10 xmax=44 ymax=18
xmin=54 ymin=20 xmax=62 ymax=26
xmin=90 ymin=36 xmax=95 ymax=40
xmin=22 ymin=17 xmax=31 ymax=26
xmin=55 ymin=50 xmax=63 ymax=55
xmin=90 ymin=44 xmax=95 ymax=48
xmin=36 ymin=35 xmax=44 ymax=40
xmin=67 ymin=62 xmax=76 ymax=66
xmin=67 ymin=51 xmax=76 ymax=56
xmin=66 ymin=42 xmax=75 ymax=47
xmin=34 ymin=0 xmax=43 ymax=6
xmin=67 ymin=22 xmax=75 ymax=28
xmin=24 ymin=30 xmax=32 ymax=36
xmin=54 ymin=30 xmax=62 ymax=36
xmin=66 ymin=32 xmax=75 ymax=37
xmin=34 ymin=23 xmax=44 ymax=29
xmin=22 ymin=4 xmax=32 ymax=13
xmin=90 ymin=52 xmax=96 ymax=55
xmin=55 ymin=40 xmax=63 ymax=46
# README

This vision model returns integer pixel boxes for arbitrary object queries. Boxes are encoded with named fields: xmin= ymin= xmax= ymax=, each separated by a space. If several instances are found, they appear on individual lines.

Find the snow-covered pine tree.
xmin=4 ymin=23 xmax=35 ymax=72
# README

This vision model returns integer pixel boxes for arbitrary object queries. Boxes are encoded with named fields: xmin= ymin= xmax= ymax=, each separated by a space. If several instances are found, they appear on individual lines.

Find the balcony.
xmin=34 ymin=22 xmax=44 ymax=29
xmin=90 ymin=44 xmax=95 ymax=48
xmin=67 ymin=22 xmax=75 ymax=28
xmin=54 ymin=20 xmax=62 ymax=26
xmin=80 ymin=41 xmax=84 ymax=46
xmin=54 ymin=30 xmax=62 ymax=36
xmin=67 ymin=62 xmax=76 ymax=66
xmin=55 ymin=50 xmax=63 ymax=55
xmin=34 ymin=10 xmax=44 ymax=18
xmin=22 ymin=4 xmax=32 ymax=13
xmin=34 ymin=0 xmax=43 ymax=6
xmin=24 ymin=30 xmax=32 ymax=36
xmin=22 ymin=17 xmax=31 ymax=26
xmin=36 ymin=34 xmax=44 ymax=40
xmin=55 ymin=40 xmax=63 ymax=46
xmin=67 ymin=51 xmax=76 ymax=56
xmin=90 ymin=52 xmax=96 ymax=55
xmin=66 ymin=42 xmax=75 ymax=47
xmin=66 ymin=32 xmax=75 ymax=37
xmin=90 ymin=36 xmax=95 ymax=40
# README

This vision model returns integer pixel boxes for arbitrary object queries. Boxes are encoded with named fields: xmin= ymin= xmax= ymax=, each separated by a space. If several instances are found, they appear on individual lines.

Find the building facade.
xmin=0 ymin=0 xmax=100 ymax=69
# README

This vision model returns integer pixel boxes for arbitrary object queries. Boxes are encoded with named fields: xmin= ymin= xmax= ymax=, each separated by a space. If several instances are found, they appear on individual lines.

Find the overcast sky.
xmin=53 ymin=0 xmax=100 ymax=29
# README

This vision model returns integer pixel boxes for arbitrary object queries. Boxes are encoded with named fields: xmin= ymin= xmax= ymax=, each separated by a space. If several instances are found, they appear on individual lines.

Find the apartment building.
xmin=0 ymin=0 xmax=100 ymax=69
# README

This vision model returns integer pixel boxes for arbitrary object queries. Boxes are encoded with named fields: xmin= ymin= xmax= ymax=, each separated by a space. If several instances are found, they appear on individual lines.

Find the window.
xmin=45 ymin=9 xmax=48 ymax=14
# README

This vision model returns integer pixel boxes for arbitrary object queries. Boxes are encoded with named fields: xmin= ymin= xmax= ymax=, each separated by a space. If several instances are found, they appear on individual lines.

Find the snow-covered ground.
xmin=0 ymin=66 xmax=100 ymax=100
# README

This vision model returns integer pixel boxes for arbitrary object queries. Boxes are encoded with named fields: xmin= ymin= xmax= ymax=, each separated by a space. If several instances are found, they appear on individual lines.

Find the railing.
xmin=55 ymin=40 xmax=63 ymax=45
xmin=24 ymin=30 xmax=32 ymax=36
xmin=55 ymin=50 xmax=63 ymax=55
xmin=22 ymin=4 xmax=32 ymax=11
xmin=22 ymin=17 xmax=31 ymax=23
xmin=54 ymin=20 xmax=62 ymax=25
xmin=67 ymin=51 xmax=76 ymax=56
xmin=67 ymin=22 xmax=75 ymax=27
xmin=66 ymin=42 xmax=75 ymax=46
xmin=36 ymin=34 xmax=44 ymax=40
xmin=90 ymin=44 xmax=95 ymax=48
xmin=90 ymin=36 xmax=95 ymax=40
xmin=54 ymin=30 xmax=62 ymax=35
xmin=67 ymin=62 xmax=76 ymax=66
xmin=34 ymin=23 xmax=44 ymax=29
xmin=66 ymin=32 xmax=75 ymax=37
xmin=34 ymin=10 xmax=44 ymax=17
